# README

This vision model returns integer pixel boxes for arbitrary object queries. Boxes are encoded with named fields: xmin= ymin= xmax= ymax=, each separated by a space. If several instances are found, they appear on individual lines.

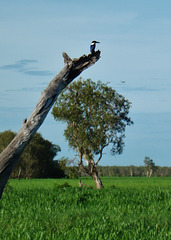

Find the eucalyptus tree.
xmin=52 ymin=78 xmax=133 ymax=188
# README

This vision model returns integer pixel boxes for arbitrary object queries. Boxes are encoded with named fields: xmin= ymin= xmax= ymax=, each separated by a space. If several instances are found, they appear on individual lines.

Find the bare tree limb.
xmin=0 ymin=51 xmax=101 ymax=199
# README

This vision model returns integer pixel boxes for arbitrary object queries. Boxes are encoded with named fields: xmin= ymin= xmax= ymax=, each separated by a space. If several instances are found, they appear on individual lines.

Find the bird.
xmin=90 ymin=41 xmax=100 ymax=54
xmin=121 ymin=81 xmax=126 ymax=83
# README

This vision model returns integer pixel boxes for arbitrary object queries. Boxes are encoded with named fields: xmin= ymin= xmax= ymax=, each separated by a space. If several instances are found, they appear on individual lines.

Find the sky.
xmin=0 ymin=0 xmax=171 ymax=167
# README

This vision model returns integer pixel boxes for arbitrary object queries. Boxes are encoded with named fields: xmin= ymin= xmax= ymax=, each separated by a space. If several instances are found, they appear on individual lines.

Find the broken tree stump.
xmin=0 ymin=51 xmax=101 ymax=198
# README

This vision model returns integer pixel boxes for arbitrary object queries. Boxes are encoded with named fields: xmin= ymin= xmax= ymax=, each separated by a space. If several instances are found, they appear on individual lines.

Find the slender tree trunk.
xmin=0 ymin=51 xmax=100 ymax=199
xmin=18 ymin=168 xmax=21 ymax=180
xmin=130 ymin=167 xmax=133 ymax=177
xmin=91 ymin=170 xmax=104 ymax=189
xmin=79 ymin=163 xmax=104 ymax=189
xmin=89 ymin=157 xmax=104 ymax=189
xmin=79 ymin=153 xmax=104 ymax=189
xmin=146 ymin=170 xmax=149 ymax=177
xmin=149 ymin=169 xmax=153 ymax=177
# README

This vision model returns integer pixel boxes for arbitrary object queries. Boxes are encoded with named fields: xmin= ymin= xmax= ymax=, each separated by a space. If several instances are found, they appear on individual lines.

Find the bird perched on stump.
xmin=90 ymin=40 xmax=100 ymax=54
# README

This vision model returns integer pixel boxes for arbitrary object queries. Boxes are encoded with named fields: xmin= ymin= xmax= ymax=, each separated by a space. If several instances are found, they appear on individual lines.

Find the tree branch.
xmin=95 ymin=149 xmax=103 ymax=166
xmin=77 ymin=148 xmax=83 ymax=166
xmin=77 ymin=148 xmax=90 ymax=175
xmin=95 ymin=141 xmax=110 ymax=166
xmin=0 ymin=51 xmax=101 ymax=198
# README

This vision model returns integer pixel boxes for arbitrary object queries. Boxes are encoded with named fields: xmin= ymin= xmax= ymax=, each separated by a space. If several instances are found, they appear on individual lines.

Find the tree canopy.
xmin=0 ymin=130 xmax=64 ymax=179
xmin=52 ymin=78 xmax=133 ymax=188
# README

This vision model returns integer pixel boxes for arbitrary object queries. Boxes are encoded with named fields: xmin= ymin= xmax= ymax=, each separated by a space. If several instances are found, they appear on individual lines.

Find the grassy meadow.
xmin=0 ymin=177 xmax=171 ymax=240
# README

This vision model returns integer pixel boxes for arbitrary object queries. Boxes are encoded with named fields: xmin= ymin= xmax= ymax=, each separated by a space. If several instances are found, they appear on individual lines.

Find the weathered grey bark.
xmin=0 ymin=51 xmax=101 ymax=199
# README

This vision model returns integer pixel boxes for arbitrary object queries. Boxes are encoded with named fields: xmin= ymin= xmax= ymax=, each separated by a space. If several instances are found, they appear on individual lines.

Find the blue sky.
xmin=0 ymin=0 xmax=171 ymax=166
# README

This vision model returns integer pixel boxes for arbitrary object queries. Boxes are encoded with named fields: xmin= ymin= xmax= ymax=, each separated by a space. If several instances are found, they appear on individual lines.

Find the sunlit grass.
xmin=1 ymin=177 xmax=171 ymax=239
xmin=8 ymin=176 xmax=171 ymax=189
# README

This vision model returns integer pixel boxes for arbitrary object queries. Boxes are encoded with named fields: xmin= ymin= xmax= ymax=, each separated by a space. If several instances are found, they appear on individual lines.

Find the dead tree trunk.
xmin=0 ymin=51 xmax=101 ymax=199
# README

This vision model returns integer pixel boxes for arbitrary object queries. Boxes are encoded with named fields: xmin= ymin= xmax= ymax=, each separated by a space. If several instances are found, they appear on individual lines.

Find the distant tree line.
xmin=57 ymin=164 xmax=171 ymax=178
xmin=96 ymin=165 xmax=171 ymax=177
xmin=61 ymin=156 xmax=171 ymax=178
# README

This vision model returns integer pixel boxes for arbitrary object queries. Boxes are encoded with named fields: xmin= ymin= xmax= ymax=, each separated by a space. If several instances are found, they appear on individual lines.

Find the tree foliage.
xmin=52 ymin=78 xmax=133 ymax=155
xmin=0 ymin=130 xmax=64 ymax=178
xmin=52 ymin=78 xmax=133 ymax=188
xmin=0 ymin=130 xmax=16 ymax=153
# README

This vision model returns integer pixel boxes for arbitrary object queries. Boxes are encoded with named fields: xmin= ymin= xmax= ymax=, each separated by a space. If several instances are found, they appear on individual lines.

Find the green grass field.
xmin=0 ymin=177 xmax=171 ymax=240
